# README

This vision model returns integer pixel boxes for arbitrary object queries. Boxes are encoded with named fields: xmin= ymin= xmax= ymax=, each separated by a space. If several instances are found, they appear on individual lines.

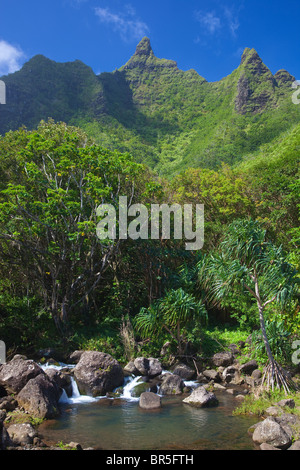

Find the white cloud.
xmin=0 ymin=40 xmax=25 ymax=76
xmin=195 ymin=11 xmax=221 ymax=35
xmin=94 ymin=6 xmax=149 ymax=42
xmin=195 ymin=6 xmax=241 ymax=39
xmin=223 ymin=7 xmax=240 ymax=37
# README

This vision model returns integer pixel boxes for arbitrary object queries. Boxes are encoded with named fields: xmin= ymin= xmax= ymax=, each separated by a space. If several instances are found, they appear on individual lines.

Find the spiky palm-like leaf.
xmin=198 ymin=218 xmax=299 ymax=393
xmin=135 ymin=288 xmax=207 ymax=354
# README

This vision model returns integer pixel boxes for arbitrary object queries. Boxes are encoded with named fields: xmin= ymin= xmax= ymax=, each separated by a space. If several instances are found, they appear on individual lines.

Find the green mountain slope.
xmin=0 ymin=37 xmax=299 ymax=176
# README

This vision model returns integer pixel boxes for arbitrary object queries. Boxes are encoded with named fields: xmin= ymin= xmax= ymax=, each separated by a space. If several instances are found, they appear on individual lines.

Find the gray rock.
xmin=74 ymin=351 xmax=124 ymax=397
xmin=211 ymin=352 xmax=233 ymax=367
xmin=275 ymin=399 xmax=295 ymax=409
xmin=148 ymin=358 xmax=163 ymax=378
xmin=171 ymin=363 xmax=195 ymax=380
xmin=68 ymin=350 xmax=84 ymax=364
xmin=235 ymin=394 xmax=245 ymax=401
xmin=133 ymin=357 xmax=162 ymax=378
xmin=239 ymin=360 xmax=258 ymax=375
xmin=139 ymin=392 xmax=161 ymax=410
xmin=260 ymin=443 xmax=280 ymax=450
xmin=251 ymin=369 xmax=262 ymax=380
xmin=17 ymin=373 xmax=60 ymax=419
xmin=213 ymin=383 xmax=226 ymax=391
xmin=6 ymin=422 xmax=37 ymax=446
xmin=252 ymin=417 xmax=293 ymax=449
xmin=134 ymin=357 xmax=149 ymax=376
xmin=123 ymin=361 xmax=140 ymax=376
xmin=183 ymin=386 xmax=219 ymax=408
xmin=0 ymin=358 xmax=44 ymax=394
xmin=0 ymin=395 xmax=18 ymax=411
xmin=44 ymin=368 xmax=73 ymax=398
xmin=203 ymin=369 xmax=221 ymax=382
xmin=226 ymin=388 xmax=236 ymax=395
xmin=159 ymin=374 xmax=184 ymax=395
xmin=265 ymin=406 xmax=280 ymax=417
xmin=222 ymin=365 xmax=242 ymax=384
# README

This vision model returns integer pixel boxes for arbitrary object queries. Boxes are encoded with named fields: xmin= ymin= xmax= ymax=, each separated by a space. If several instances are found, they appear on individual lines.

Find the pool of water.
xmin=39 ymin=391 xmax=258 ymax=450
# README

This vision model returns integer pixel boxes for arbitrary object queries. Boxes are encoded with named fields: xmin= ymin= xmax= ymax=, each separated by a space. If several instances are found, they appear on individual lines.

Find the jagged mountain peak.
xmin=240 ymin=47 xmax=262 ymax=65
xmin=0 ymin=39 xmax=298 ymax=176
xmin=134 ymin=37 xmax=154 ymax=57
xmin=121 ymin=37 xmax=177 ymax=71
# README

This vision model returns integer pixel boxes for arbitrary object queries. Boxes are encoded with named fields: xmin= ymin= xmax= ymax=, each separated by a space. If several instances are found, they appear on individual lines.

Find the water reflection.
xmin=39 ymin=364 xmax=257 ymax=450
xmin=39 ymin=394 xmax=257 ymax=450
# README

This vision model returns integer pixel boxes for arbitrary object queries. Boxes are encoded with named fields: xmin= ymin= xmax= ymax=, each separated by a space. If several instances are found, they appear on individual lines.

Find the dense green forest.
xmin=0 ymin=39 xmax=299 ymax=383
xmin=0 ymin=120 xmax=298 ymax=371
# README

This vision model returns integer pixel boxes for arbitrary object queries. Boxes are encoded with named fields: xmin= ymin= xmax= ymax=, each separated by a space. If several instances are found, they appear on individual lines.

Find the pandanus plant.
xmin=198 ymin=218 xmax=299 ymax=394
xmin=135 ymin=287 xmax=207 ymax=356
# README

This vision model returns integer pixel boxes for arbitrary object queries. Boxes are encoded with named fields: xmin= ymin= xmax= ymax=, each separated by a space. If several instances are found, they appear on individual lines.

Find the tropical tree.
xmin=0 ymin=120 xmax=145 ymax=336
xmin=198 ymin=218 xmax=299 ymax=394
xmin=135 ymin=287 xmax=207 ymax=355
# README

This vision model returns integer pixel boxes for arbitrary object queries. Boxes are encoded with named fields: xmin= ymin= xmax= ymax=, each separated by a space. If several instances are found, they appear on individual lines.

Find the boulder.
xmin=251 ymin=369 xmax=262 ymax=381
xmin=73 ymin=351 xmax=124 ymax=397
xmin=214 ymin=383 xmax=226 ymax=391
xmin=171 ymin=363 xmax=196 ymax=380
xmin=260 ymin=443 xmax=280 ymax=450
xmin=0 ymin=396 xmax=18 ymax=412
xmin=265 ymin=406 xmax=280 ymax=417
xmin=123 ymin=361 xmax=140 ymax=376
xmin=130 ymin=380 xmax=150 ymax=398
xmin=0 ymin=358 xmax=44 ymax=394
xmin=17 ymin=373 xmax=60 ymax=419
xmin=139 ymin=392 xmax=161 ymax=410
xmin=252 ymin=417 xmax=293 ymax=449
xmin=68 ymin=350 xmax=84 ymax=364
xmin=183 ymin=386 xmax=219 ymax=408
xmin=133 ymin=357 xmax=162 ymax=378
xmin=275 ymin=399 xmax=295 ymax=409
xmin=212 ymin=352 xmax=233 ymax=368
xmin=159 ymin=374 xmax=184 ymax=395
xmin=203 ymin=369 xmax=221 ymax=382
xmin=239 ymin=360 xmax=258 ymax=375
xmin=222 ymin=365 xmax=242 ymax=384
xmin=44 ymin=368 xmax=73 ymax=398
xmin=134 ymin=357 xmax=149 ymax=376
xmin=6 ymin=423 xmax=37 ymax=446
xmin=148 ymin=358 xmax=163 ymax=378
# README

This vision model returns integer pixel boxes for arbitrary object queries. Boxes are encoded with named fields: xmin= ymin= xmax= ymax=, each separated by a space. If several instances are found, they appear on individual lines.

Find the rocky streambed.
xmin=1 ymin=349 xmax=300 ymax=450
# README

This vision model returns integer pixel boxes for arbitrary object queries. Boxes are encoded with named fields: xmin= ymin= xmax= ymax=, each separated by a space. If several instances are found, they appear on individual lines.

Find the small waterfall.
xmin=42 ymin=362 xmax=98 ymax=405
xmin=120 ymin=376 xmax=142 ymax=401
xmin=43 ymin=362 xmax=200 ymax=405
xmin=63 ymin=377 xmax=98 ymax=404
xmin=58 ymin=388 xmax=69 ymax=404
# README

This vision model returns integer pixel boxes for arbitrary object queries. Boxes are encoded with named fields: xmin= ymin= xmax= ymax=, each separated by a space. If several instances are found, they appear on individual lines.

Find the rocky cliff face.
xmin=0 ymin=38 xmax=297 ymax=173
xmin=235 ymin=47 xmax=295 ymax=114
xmin=121 ymin=36 xmax=178 ymax=71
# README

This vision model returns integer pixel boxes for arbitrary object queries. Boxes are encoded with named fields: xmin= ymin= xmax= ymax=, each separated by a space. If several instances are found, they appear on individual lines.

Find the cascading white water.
xmin=42 ymin=362 xmax=200 ymax=405
xmin=58 ymin=376 xmax=98 ymax=404
xmin=120 ymin=375 xmax=142 ymax=401
xmin=41 ymin=362 xmax=98 ymax=405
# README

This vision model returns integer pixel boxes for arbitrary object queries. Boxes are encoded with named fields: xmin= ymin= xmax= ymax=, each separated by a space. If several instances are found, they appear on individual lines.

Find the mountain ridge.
xmin=0 ymin=37 xmax=299 ymax=176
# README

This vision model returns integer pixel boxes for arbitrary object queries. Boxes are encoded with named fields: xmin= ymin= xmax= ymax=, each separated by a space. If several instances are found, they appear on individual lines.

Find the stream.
xmin=38 ymin=363 xmax=258 ymax=450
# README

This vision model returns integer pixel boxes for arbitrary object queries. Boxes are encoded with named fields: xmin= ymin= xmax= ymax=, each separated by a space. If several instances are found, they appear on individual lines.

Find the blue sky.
xmin=1 ymin=0 xmax=300 ymax=81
